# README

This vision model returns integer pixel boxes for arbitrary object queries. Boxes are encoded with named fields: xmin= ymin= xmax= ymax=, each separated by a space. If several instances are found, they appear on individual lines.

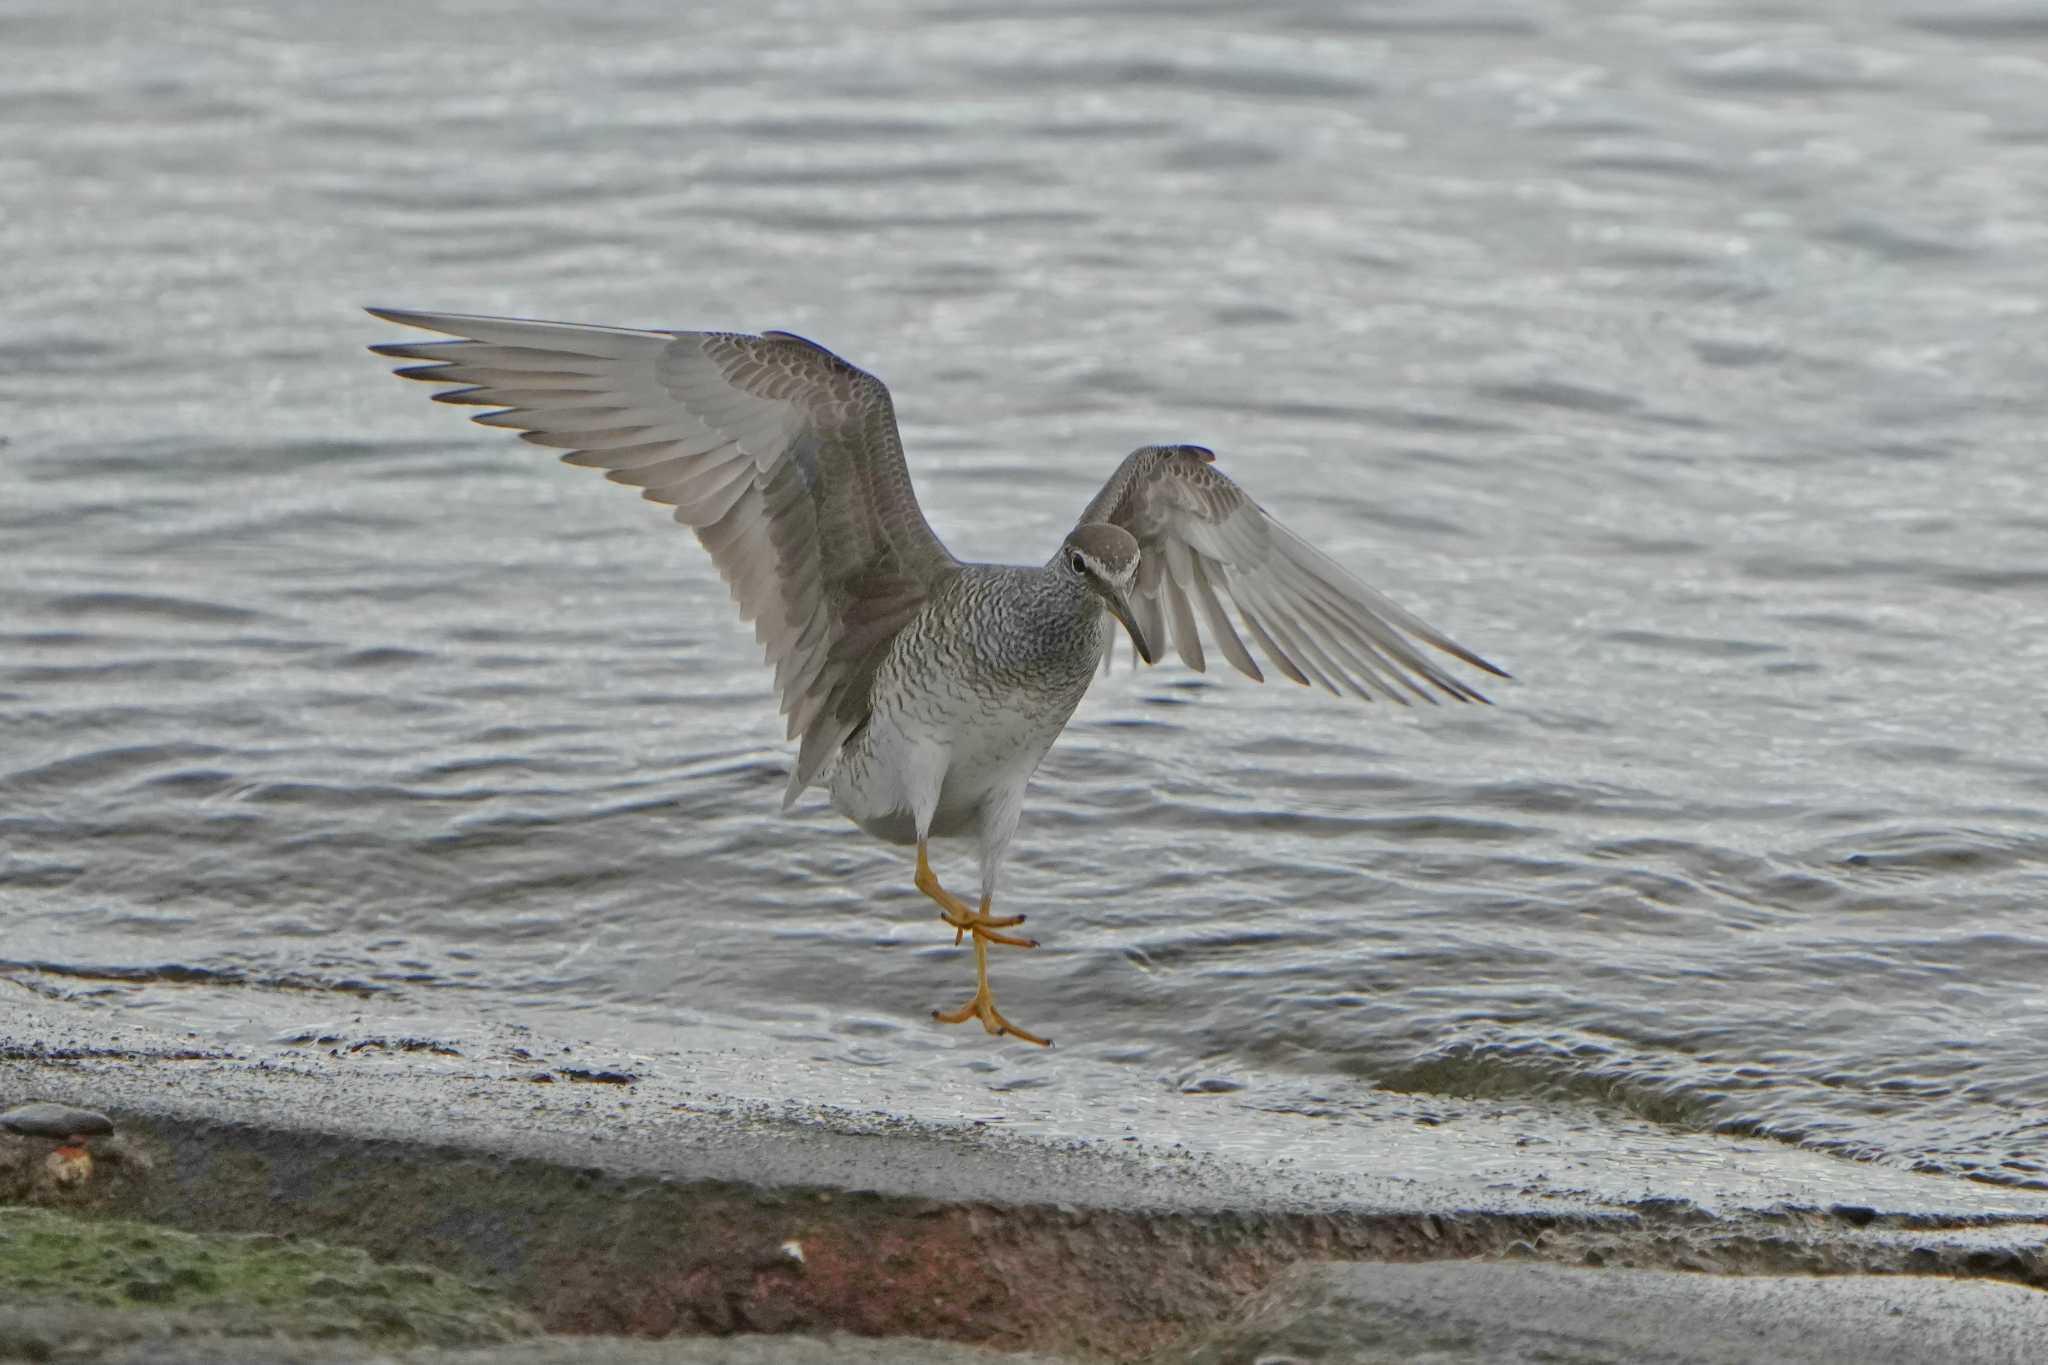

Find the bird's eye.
xmin=1069 ymin=552 xmax=1087 ymax=575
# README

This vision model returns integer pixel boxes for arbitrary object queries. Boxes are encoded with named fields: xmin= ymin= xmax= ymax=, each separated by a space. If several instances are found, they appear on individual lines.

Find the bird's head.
xmin=1061 ymin=523 xmax=1153 ymax=664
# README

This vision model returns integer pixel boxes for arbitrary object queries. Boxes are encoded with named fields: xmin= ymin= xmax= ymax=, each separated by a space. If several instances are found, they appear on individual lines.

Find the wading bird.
xmin=368 ymin=309 xmax=1506 ymax=1045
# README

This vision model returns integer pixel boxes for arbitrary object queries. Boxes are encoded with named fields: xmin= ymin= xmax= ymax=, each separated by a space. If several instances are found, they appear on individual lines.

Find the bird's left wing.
xmin=1077 ymin=444 xmax=1507 ymax=702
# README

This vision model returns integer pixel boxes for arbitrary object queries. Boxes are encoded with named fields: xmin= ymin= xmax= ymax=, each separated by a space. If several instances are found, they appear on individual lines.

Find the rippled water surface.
xmin=6 ymin=0 xmax=2048 ymax=1188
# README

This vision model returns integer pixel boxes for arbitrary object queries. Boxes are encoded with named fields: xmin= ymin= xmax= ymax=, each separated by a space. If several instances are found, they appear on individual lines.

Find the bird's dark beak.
xmin=1103 ymin=589 xmax=1154 ymax=665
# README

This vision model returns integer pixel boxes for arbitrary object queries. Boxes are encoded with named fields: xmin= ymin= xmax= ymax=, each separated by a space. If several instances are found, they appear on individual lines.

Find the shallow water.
xmin=4 ymin=0 xmax=2047 ymax=1190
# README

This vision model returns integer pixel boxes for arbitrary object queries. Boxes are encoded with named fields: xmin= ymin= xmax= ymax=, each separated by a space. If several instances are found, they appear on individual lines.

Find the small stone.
xmin=1 ymin=1102 xmax=114 ymax=1139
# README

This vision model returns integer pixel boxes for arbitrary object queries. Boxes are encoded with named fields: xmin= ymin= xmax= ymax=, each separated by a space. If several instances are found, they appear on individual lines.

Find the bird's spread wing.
xmin=366 ymin=308 xmax=959 ymax=802
xmin=1078 ymin=444 xmax=1507 ymax=703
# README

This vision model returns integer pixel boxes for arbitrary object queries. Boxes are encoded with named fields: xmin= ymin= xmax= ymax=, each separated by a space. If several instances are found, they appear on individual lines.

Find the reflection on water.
xmin=3 ymin=0 xmax=2047 ymax=1190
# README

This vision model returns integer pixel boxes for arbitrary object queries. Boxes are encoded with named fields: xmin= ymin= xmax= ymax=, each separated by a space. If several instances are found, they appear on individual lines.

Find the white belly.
xmin=825 ymin=677 xmax=1080 ymax=845
xmin=814 ymin=571 xmax=1108 ymax=846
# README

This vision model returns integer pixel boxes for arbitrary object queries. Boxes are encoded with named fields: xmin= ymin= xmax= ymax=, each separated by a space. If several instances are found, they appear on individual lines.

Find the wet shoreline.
xmin=5 ymin=984 xmax=2046 ymax=1362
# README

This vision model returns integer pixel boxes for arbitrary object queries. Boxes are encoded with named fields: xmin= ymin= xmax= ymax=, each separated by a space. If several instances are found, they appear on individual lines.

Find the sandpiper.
xmin=368 ymin=308 xmax=1506 ymax=1045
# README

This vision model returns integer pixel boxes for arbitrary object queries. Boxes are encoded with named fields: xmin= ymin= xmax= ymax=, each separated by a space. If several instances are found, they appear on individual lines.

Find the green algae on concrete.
xmin=0 ymin=1205 xmax=537 ymax=1348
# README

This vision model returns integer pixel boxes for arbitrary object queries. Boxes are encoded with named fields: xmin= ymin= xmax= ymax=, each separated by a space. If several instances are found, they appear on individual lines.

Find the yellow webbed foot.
xmin=914 ymin=840 xmax=1037 ymax=948
xmin=939 ymin=898 xmax=1035 ymax=949
xmin=914 ymin=839 xmax=1051 ymax=1045
xmin=932 ymin=937 xmax=1051 ymax=1047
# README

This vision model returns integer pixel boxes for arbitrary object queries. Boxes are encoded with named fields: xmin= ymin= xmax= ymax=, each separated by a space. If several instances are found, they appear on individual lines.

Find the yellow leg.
xmin=932 ymin=931 xmax=1051 ymax=1048
xmin=915 ymin=841 xmax=1034 ymax=947
xmin=914 ymin=840 xmax=1050 ymax=1047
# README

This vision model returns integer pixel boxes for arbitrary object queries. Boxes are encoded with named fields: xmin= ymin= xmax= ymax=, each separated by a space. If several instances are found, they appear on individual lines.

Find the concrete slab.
xmin=4 ymin=981 xmax=2045 ymax=1361
xmin=1177 ymin=1259 xmax=2048 ymax=1365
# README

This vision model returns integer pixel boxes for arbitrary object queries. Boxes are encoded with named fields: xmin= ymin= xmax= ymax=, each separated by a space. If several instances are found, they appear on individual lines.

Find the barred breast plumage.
xmin=827 ymin=563 xmax=1110 ymax=848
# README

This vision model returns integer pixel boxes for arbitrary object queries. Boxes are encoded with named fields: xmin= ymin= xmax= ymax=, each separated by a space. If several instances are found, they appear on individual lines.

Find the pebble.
xmin=1 ymin=1101 xmax=116 ymax=1139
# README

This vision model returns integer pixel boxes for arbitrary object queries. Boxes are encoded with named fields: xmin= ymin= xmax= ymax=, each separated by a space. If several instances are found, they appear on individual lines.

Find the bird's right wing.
xmin=1079 ymin=444 xmax=1507 ymax=703
xmin=366 ymin=308 xmax=960 ymax=802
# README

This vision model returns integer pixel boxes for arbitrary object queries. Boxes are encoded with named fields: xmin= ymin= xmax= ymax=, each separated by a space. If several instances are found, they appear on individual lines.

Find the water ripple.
xmin=5 ymin=0 xmax=2047 ymax=1192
